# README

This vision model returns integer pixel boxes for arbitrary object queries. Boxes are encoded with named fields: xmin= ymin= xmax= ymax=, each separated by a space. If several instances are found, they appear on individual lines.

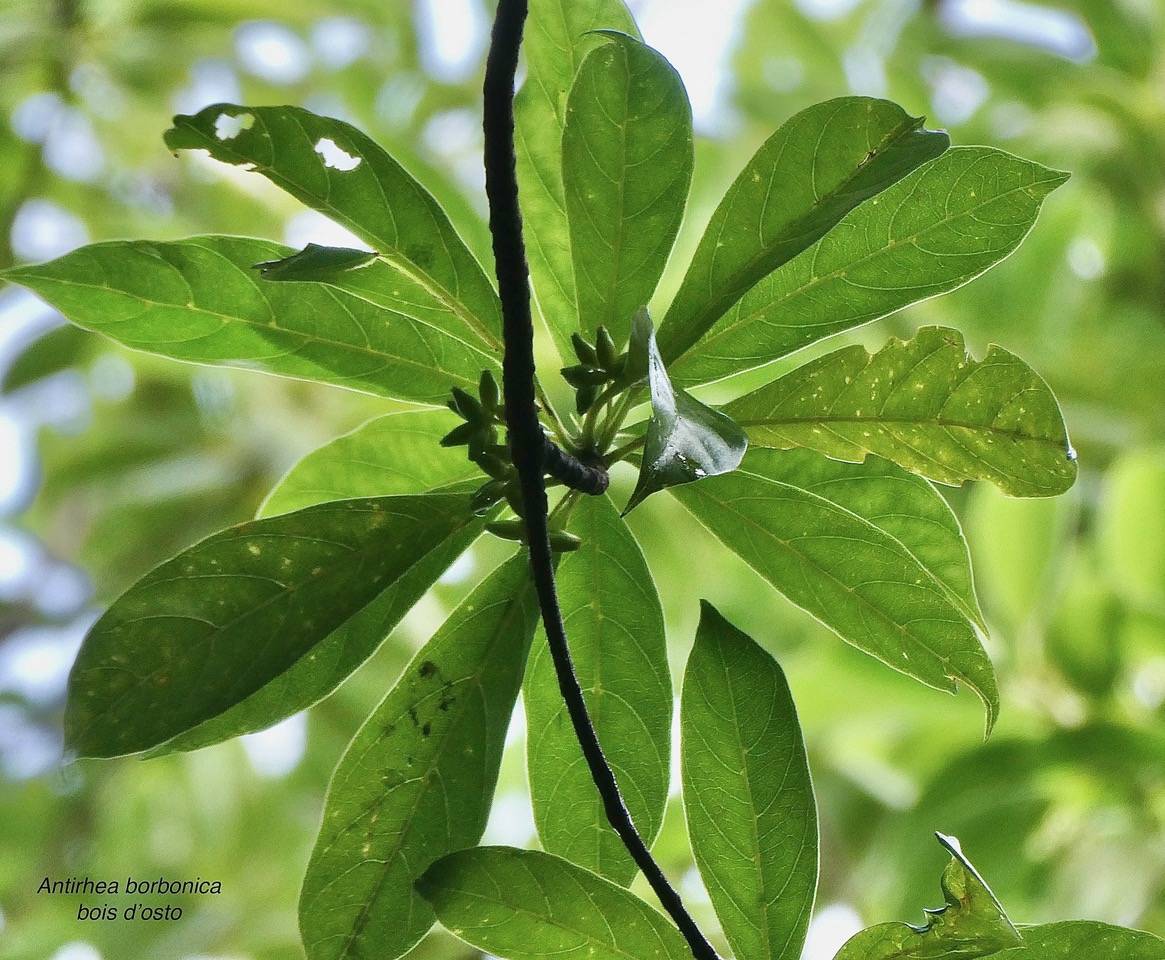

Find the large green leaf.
xmin=626 ymin=311 xmax=748 ymax=513
xmin=658 ymin=97 xmax=949 ymax=364
xmin=671 ymin=149 xmax=1069 ymax=387
xmin=982 ymin=922 xmax=1165 ymax=958
xmin=681 ymin=603 xmax=818 ymax=960
xmin=1101 ymin=449 xmax=1165 ymax=606
xmin=164 ymin=103 xmax=503 ymax=347
xmin=563 ymin=32 xmax=692 ymax=345
xmin=299 ymin=555 xmax=540 ymax=960
xmin=3 ymin=237 xmax=497 ymax=404
xmin=1 ymin=323 xmax=95 ymax=393
xmin=261 ymin=409 xmax=482 ymax=517
xmin=673 ymin=448 xmax=997 ymax=731
xmin=836 ymin=833 xmax=1020 ymax=960
xmin=727 ymin=326 xmax=1077 ymax=497
xmin=524 ymin=493 xmax=670 ymax=885
xmin=513 ymin=0 xmax=639 ymax=358
xmin=65 ymin=494 xmax=476 ymax=758
xmin=417 ymin=847 xmax=692 ymax=960
xmin=153 ymin=515 xmax=485 ymax=754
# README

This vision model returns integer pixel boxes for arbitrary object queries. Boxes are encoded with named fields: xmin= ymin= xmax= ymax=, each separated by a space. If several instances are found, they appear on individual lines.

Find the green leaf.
xmin=152 ymin=513 xmax=485 ymax=754
xmin=626 ymin=312 xmax=748 ymax=513
xmin=658 ymin=97 xmax=949 ymax=365
xmin=727 ymin=326 xmax=1077 ymax=497
xmin=981 ymin=922 xmax=1165 ymax=958
xmin=1100 ymin=449 xmax=1165 ymax=606
xmin=1045 ymin=563 xmax=1123 ymax=700
xmin=260 ymin=410 xmax=482 ymax=517
xmin=255 ymin=243 xmax=377 ymax=280
xmin=1 ymin=323 xmax=95 ymax=393
xmin=563 ymin=32 xmax=692 ymax=345
xmin=417 ymin=846 xmax=692 ymax=960
xmin=835 ymin=833 xmax=1020 ymax=960
xmin=671 ymin=148 xmax=1069 ymax=387
xmin=524 ymin=493 xmax=670 ymax=884
xmin=65 ymin=494 xmax=477 ymax=758
xmin=965 ymin=485 xmax=1067 ymax=633
xmin=299 ymin=555 xmax=540 ymax=960
xmin=681 ymin=602 xmax=818 ymax=960
xmin=673 ymin=448 xmax=997 ymax=732
xmin=4 ymin=237 xmax=497 ymax=404
xmin=164 ymin=103 xmax=503 ymax=347
xmin=514 ymin=0 xmax=639 ymax=359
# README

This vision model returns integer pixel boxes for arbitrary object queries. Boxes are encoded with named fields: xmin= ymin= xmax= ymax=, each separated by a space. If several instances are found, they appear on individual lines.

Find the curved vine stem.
xmin=483 ymin=4 xmax=720 ymax=960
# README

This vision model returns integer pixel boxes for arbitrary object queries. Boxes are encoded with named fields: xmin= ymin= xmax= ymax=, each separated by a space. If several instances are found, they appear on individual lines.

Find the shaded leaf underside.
xmin=299 ymin=555 xmax=540 ymax=960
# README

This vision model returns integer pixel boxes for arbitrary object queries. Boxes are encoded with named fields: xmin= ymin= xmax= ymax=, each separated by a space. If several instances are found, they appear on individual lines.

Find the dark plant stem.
xmin=482 ymin=4 xmax=719 ymax=960
xmin=543 ymin=437 xmax=609 ymax=495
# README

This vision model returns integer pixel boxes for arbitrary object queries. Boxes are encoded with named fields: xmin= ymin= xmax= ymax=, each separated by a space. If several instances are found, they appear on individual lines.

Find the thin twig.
xmin=482 ymin=5 xmax=719 ymax=960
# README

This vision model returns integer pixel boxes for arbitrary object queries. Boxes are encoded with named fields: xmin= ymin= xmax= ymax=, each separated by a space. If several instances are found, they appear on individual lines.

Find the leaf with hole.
xmin=682 ymin=602 xmax=818 ymax=960
xmin=673 ymin=448 xmax=996 ymax=731
xmin=3 ymin=237 xmax=497 ymax=404
xmin=417 ymin=846 xmax=693 ymax=960
xmin=525 ymin=492 xmax=670 ymax=884
xmin=658 ymin=97 xmax=949 ymax=364
xmin=671 ymin=148 xmax=1068 ymax=387
xmin=625 ymin=312 xmax=748 ymax=513
xmin=299 ymin=554 xmax=540 ymax=960
xmin=563 ymin=32 xmax=692 ymax=345
xmin=164 ymin=103 xmax=503 ymax=347
xmin=727 ymin=326 xmax=1077 ymax=497
xmin=66 ymin=494 xmax=478 ymax=757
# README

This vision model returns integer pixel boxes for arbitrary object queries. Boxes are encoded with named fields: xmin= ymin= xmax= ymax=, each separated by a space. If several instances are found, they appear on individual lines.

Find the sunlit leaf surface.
xmin=164 ymin=103 xmax=503 ymax=346
xmin=728 ymin=326 xmax=1077 ymax=497
xmin=4 ymin=237 xmax=498 ymax=403
xmin=626 ymin=311 xmax=747 ymax=512
xmin=260 ymin=409 xmax=482 ymax=517
xmin=513 ymin=0 xmax=639 ymax=358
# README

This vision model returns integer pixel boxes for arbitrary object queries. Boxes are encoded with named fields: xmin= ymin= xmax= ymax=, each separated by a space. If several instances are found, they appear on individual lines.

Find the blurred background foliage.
xmin=0 ymin=0 xmax=1163 ymax=958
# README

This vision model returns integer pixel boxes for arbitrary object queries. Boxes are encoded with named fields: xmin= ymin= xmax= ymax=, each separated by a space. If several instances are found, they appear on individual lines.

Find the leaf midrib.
xmin=736 ymin=412 xmax=1067 ymax=450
